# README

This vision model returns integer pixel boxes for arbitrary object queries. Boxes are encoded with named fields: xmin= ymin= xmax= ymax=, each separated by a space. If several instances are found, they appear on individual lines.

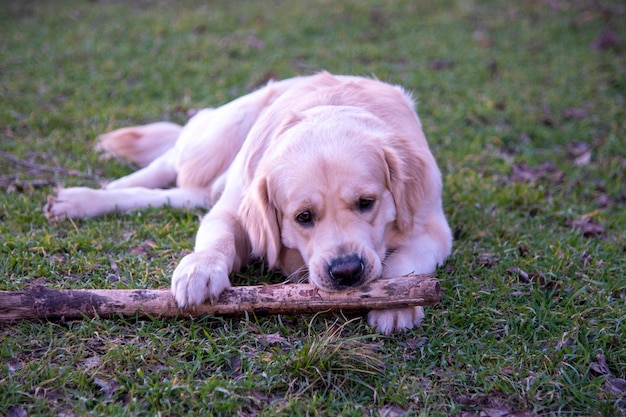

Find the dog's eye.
xmin=358 ymin=198 xmax=375 ymax=212
xmin=295 ymin=211 xmax=314 ymax=226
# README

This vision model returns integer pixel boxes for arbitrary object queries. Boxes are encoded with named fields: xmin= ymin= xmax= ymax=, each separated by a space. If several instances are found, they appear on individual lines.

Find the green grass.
xmin=1 ymin=0 xmax=625 ymax=415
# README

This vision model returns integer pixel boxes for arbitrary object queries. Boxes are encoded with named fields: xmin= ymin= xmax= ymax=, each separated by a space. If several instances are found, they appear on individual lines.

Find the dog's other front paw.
xmin=171 ymin=252 xmax=232 ymax=308
xmin=367 ymin=306 xmax=425 ymax=335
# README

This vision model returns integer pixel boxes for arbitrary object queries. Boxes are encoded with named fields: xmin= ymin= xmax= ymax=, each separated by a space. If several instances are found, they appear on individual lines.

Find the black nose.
xmin=328 ymin=255 xmax=364 ymax=287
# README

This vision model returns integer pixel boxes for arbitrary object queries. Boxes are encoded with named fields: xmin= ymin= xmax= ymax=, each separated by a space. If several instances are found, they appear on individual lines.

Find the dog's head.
xmin=240 ymin=105 xmax=441 ymax=291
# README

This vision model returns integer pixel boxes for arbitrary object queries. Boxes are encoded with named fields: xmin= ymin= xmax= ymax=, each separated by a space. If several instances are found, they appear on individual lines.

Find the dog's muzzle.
xmin=328 ymin=254 xmax=364 ymax=287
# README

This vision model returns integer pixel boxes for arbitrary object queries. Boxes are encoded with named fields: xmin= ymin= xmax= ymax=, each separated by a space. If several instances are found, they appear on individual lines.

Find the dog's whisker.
xmin=287 ymin=265 xmax=310 ymax=284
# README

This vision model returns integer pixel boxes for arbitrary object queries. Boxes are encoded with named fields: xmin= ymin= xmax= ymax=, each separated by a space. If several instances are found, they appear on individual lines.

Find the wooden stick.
xmin=0 ymin=274 xmax=441 ymax=322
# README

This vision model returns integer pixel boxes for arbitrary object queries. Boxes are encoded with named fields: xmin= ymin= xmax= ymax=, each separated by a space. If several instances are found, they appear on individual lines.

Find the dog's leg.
xmin=170 ymin=137 xmax=257 ymax=308
xmin=367 ymin=217 xmax=452 ymax=334
xmin=171 ymin=196 xmax=250 ymax=307
xmin=366 ymin=247 xmax=432 ymax=335
xmin=45 ymin=147 xmax=187 ymax=220
xmin=105 ymin=148 xmax=178 ymax=190
xmin=45 ymin=186 xmax=210 ymax=221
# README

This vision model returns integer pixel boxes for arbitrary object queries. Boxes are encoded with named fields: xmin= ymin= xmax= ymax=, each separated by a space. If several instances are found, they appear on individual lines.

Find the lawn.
xmin=1 ymin=0 xmax=625 ymax=416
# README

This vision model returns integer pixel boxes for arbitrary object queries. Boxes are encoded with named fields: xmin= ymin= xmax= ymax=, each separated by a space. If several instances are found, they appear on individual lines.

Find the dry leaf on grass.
xmin=93 ymin=376 xmax=120 ymax=399
xmin=477 ymin=253 xmax=500 ymax=268
xmin=457 ymin=391 xmax=537 ymax=417
xmin=566 ymin=217 xmax=605 ymax=237
xmin=258 ymin=332 xmax=288 ymax=347
xmin=7 ymin=406 xmax=27 ymax=417
xmin=507 ymin=267 xmax=530 ymax=283
xmin=566 ymin=141 xmax=590 ymax=156
xmin=129 ymin=239 xmax=158 ymax=255
xmin=605 ymin=377 xmax=626 ymax=395
xmin=590 ymin=353 xmax=626 ymax=397
xmin=428 ymin=59 xmax=455 ymax=70
xmin=563 ymin=108 xmax=590 ymax=120
xmin=593 ymin=28 xmax=619 ymax=50
xmin=480 ymin=410 xmax=535 ymax=417
xmin=378 ymin=405 xmax=408 ymax=417
xmin=566 ymin=141 xmax=593 ymax=166
xmin=510 ymin=162 xmax=563 ymax=183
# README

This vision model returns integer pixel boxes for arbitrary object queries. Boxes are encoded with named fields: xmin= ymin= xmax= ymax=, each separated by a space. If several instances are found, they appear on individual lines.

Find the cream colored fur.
xmin=45 ymin=72 xmax=453 ymax=334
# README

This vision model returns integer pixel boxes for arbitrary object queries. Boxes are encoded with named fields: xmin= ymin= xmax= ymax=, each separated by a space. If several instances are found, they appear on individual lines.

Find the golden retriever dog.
xmin=45 ymin=72 xmax=452 ymax=334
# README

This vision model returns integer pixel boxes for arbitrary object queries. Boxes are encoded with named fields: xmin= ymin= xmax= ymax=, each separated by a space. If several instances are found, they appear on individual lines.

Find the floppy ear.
xmin=238 ymin=110 xmax=304 ymax=270
xmin=239 ymin=174 xmax=281 ymax=269
xmin=382 ymin=138 xmax=441 ymax=233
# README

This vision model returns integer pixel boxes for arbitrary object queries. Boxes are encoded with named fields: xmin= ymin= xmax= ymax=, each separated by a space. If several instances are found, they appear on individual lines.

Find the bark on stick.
xmin=0 ymin=274 xmax=441 ymax=322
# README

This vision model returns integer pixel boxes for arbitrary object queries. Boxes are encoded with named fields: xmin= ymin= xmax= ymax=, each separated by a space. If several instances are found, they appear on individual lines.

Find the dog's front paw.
xmin=45 ymin=187 xmax=99 ymax=221
xmin=367 ymin=306 xmax=425 ymax=335
xmin=171 ymin=252 xmax=232 ymax=308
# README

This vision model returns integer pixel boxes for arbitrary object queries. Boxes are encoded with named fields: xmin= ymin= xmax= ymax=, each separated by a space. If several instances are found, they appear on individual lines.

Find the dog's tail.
xmin=95 ymin=122 xmax=183 ymax=168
